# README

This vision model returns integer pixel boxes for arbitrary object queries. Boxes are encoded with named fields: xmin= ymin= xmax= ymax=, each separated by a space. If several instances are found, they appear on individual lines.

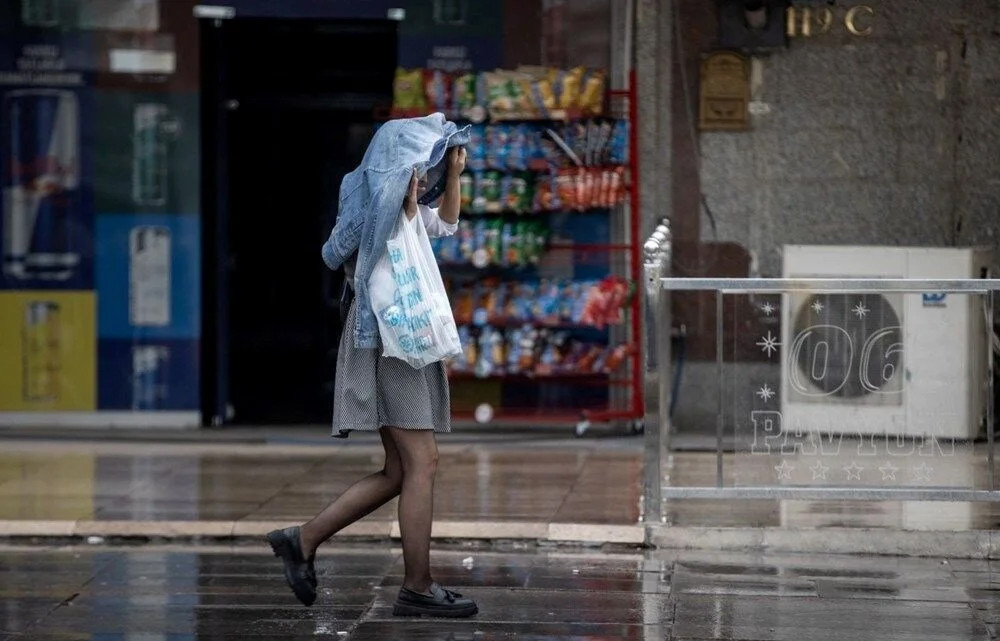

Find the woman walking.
xmin=266 ymin=114 xmax=477 ymax=618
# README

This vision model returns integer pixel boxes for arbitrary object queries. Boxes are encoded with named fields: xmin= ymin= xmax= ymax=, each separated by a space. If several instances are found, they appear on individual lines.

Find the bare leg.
xmin=299 ymin=428 xmax=402 ymax=557
xmin=384 ymin=427 xmax=438 ymax=594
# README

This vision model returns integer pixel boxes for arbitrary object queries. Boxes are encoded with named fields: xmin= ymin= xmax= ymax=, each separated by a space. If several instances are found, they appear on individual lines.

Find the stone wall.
xmin=699 ymin=0 xmax=1000 ymax=277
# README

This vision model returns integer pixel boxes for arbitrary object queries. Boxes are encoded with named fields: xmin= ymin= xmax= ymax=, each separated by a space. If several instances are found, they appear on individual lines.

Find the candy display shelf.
xmin=400 ymin=74 xmax=644 ymax=436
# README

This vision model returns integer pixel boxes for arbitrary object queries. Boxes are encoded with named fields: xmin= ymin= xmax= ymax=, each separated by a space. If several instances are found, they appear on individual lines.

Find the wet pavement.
xmin=1 ymin=542 xmax=998 ymax=640
xmin=1 ymin=436 xmax=999 ymax=551
xmin=0 ymin=437 xmax=643 ymax=542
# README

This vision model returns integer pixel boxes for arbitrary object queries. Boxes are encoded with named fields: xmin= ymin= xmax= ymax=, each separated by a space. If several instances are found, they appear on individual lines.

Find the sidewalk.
xmin=1 ymin=430 xmax=998 ymax=558
xmin=1 ymin=542 xmax=996 ymax=639
xmin=0 ymin=431 xmax=645 ymax=545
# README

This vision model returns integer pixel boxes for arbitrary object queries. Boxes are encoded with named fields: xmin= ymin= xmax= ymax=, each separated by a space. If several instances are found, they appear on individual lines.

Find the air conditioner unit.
xmin=781 ymin=246 xmax=993 ymax=439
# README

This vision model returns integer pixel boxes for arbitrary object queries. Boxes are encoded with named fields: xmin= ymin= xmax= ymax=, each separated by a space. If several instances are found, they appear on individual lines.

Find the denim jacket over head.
xmin=322 ymin=113 xmax=470 ymax=348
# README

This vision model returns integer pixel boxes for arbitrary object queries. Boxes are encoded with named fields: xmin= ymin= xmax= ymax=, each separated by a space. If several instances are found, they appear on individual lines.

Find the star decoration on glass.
xmin=852 ymin=301 xmax=870 ymax=319
xmin=756 ymin=384 xmax=775 ymax=403
xmin=911 ymin=462 xmax=933 ymax=482
xmin=809 ymin=460 xmax=830 ymax=481
xmin=878 ymin=461 xmax=900 ymax=481
xmin=756 ymin=331 xmax=781 ymax=357
xmin=774 ymin=459 xmax=794 ymax=480
xmin=843 ymin=461 xmax=864 ymax=480
xmin=760 ymin=302 xmax=776 ymax=316
xmin=811 ymin=300 xmax=824 ymax=315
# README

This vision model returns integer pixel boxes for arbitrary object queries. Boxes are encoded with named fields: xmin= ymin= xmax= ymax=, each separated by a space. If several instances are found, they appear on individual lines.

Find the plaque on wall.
xmin=699 ymin=51 xmax=750 ymax=131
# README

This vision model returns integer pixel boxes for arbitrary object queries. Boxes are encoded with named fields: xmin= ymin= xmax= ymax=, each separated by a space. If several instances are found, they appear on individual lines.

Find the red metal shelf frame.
xmin=449 ymin=72 xmax=645 ymax=430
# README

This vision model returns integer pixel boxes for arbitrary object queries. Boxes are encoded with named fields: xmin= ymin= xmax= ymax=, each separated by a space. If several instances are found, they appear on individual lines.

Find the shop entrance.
xmin=201 ymin=17 xmax=396 ymax=425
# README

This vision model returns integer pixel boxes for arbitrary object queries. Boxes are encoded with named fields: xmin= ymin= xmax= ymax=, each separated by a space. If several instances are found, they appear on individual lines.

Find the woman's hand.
xmin=447 ymin=146 xmax=467 ymax=179
xmin=404 ymin=171 xmax=419 ymax=221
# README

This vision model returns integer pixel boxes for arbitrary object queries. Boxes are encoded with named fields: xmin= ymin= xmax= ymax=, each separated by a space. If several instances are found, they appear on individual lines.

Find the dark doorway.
xmin=201 ymin=18 xmax=396 ymax=424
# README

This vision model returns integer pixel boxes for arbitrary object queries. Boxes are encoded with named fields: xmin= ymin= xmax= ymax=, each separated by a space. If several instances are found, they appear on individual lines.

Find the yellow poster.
xmin=0 ymin=291 xmax=96 ymax=411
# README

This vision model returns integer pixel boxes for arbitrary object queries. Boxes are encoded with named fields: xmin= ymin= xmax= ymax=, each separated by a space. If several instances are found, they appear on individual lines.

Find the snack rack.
xmin=391 ymin=71 xmax=643 ymax=436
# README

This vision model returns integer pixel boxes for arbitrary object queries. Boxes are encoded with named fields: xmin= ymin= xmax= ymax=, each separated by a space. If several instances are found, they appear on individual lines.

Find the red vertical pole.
xmin=628 ymin=69 xmax=644 ymax=419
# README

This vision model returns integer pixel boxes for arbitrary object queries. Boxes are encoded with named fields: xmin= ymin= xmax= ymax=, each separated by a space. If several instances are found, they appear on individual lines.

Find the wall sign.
xmin=699 ymin=51 xmax=750 ymax=131
xmin=787 ymin=4 xmax=875 ymax=38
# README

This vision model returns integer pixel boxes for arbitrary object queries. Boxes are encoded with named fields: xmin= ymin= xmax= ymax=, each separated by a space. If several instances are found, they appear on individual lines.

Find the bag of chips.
xmin=393 ymin=67 xmax=427 ymax=113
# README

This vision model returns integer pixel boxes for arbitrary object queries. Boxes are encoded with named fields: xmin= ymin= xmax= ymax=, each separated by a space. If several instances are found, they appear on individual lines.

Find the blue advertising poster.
xmin=95 ymin=212 xmax=200 ymax=340
xmin=98 ymin=338 xmax=199 ymax=411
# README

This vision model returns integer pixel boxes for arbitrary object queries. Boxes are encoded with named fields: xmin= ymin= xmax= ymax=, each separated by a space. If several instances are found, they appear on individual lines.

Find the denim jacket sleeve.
xmin=321 ymin=217 xmax=362 ymax=271
xmin=321 ymin=170 xmax=365 ymax=270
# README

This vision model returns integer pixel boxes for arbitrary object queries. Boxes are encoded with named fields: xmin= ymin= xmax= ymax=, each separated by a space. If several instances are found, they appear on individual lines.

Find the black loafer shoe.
xmin=266 ymin=526 xmax=317 ymax=606
xmin=392 ymin=582 xmax=478 ymax=618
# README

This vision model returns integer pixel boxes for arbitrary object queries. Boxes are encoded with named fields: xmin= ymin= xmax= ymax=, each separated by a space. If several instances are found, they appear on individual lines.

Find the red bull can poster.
xmin=0 ymin=86 xmax=94 ymax=290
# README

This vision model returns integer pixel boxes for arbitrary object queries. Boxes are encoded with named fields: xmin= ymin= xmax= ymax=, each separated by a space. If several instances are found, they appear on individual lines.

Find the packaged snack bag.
xmin=459 ymin=174 xmax=474 ymax=211
xmin=467 ymin=124 xmax=488 ymax=171
xmin=580 ymin=69 xmax=606 ymax=115
xmin=597 ymin=169 xmax=615 ymax=207
xmin=591 ymin=346 xmax=610 ymax=373
xmin=451 ymin=326 xmax=474 ymax=373
xmin=518 ymin=327 xmax=539 ymax=372
xmin=453 ymin=286 xmax=474 ymax=324
xmin=502 ymin=173 xmax=530 ymax=212
xmin=610 ymin=120 xmax=628 ymax=165
xmin=571 ymin=281 xmax=591 ymax=323
xmin=526 ymin=126 xmax=547 ymax=170
xmin=581 ymin=168 xmax=596 ymax=210
xmin=424 ymin=69 xmax=451 ymax=113
xmin=453 ymin=73 xmax=478 ymax=112
xmin=529 ymin=222 xmax=548 ymax=264
xmin=484 ymin=71 xmax=518 ymax=115
xmin=595 ymin=120 xmax=613 ymax=165
xmin=475 ymin=328 xmax=495 ymax=378
xmin=561 ymin=340 xmax=587 ymax=371
xmin=461 ymin=220 xmax=479 ymax=261
xmin=490 ymin=328 xmax=507 ymax=374
xmin=506 ymin=327 xmax=524 ymax=374
xmin=556 ymin=169 xmax=577 ymax=210
xmin=483 ymin=125 xmax=502 ymax=170
xmin=559 ymin=66 xmax=586 ymax=110
xmin=578 ymin=345 xmax=603 ymax=372
xmin=507 ymin=124 xmax=529 ymax=171
xmin=485 ymin=219 xmax=504 ymax=264
xmin=611 ymin=166 xmax=626 ymax=206
xmin=603 ymin=343 xmax=631 ymax=373
xmin=490 ymin=283 xmax=508 ymax=324
xmin=471 ymin=172 xmax=486 ymax=213
xmin=393 ymin=67 xmax=427 ymax=112
xmin=480 ymin=170 xmax=502 ymax=212
xmin=531 ymin=78 xmax=557 ymax=118
xmin=557 ymin=281 xmax=577 ymax=322
xmin=506 ymin=72 xmax=533 ymax=115
xmin=500 ymin=222 xmax=515 ymax=267
xmin=438 ymin=231 xmax=468 ymax=263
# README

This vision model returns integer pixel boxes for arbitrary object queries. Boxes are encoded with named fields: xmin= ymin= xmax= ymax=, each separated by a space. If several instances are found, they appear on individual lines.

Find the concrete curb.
xmin=3 ymin=519 xmax=995 ymax=557
xmin=648 ymin=525 xmax=1000 ymax=559
xmin=0 ymin=519 xmax=645 ymax=546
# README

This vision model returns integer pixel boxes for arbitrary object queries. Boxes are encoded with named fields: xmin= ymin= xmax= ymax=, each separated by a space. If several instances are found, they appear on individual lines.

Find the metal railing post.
xmin=642 ymin=218 xmax=671 ymax=524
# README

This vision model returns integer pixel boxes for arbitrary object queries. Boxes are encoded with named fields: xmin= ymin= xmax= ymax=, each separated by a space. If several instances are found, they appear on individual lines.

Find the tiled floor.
xmin=1 ymin=542 xmax=997 ymax=639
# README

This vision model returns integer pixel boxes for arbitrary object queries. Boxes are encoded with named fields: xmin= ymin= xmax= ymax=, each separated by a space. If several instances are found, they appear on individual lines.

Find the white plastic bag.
xmin=369 ymin=211 xmax=463 ymax=368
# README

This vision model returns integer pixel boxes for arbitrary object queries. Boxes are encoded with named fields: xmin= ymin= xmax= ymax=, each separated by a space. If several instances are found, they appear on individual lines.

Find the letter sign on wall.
xmin=787 ymin=4 xmax=875 ymax=38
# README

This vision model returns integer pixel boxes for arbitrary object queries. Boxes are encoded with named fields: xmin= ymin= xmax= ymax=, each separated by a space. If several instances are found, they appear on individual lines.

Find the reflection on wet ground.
xmin=0 ymin=440 xmax=642 ymax=527
xmin=2 ymin=439 xmax=999 ymax=535
xmin=1 ymin=543 xmax=997 ymax=640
